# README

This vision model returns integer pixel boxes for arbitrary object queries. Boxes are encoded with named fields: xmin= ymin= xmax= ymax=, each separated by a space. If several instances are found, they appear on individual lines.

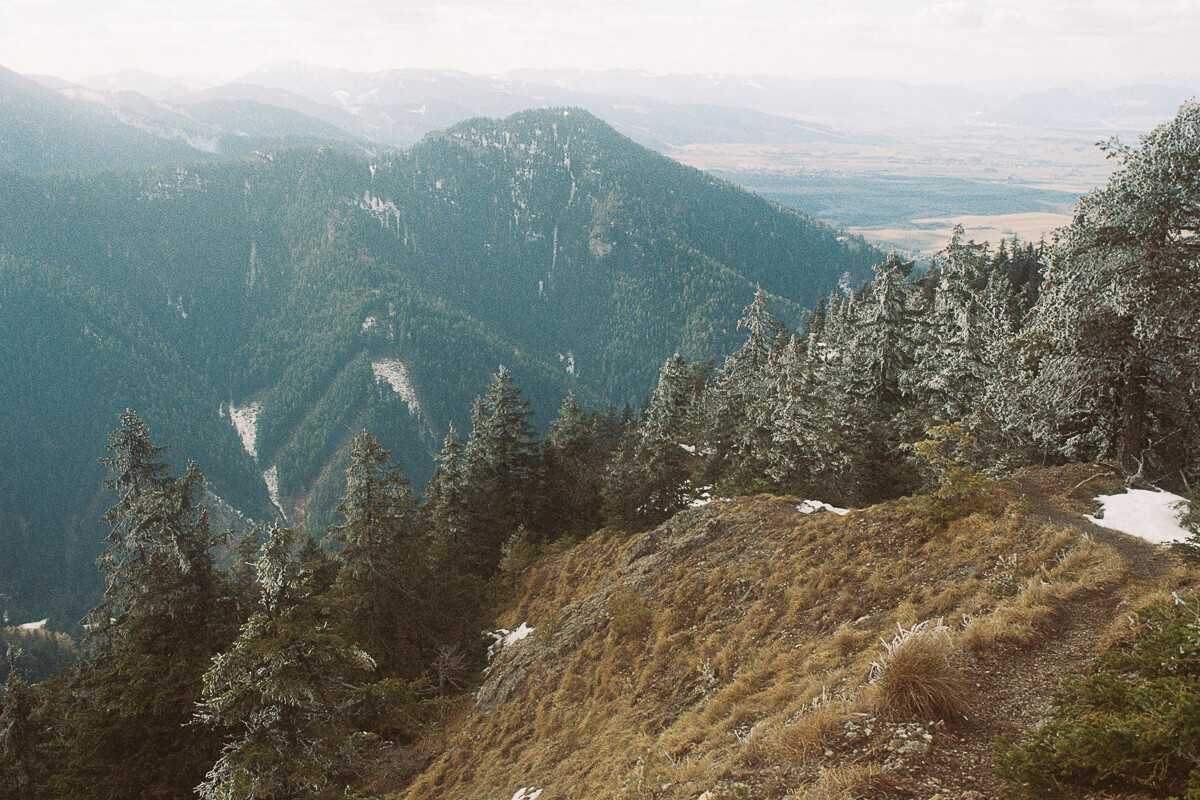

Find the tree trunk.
xmin=1119 ymin=354 xmax=1148 ymax=472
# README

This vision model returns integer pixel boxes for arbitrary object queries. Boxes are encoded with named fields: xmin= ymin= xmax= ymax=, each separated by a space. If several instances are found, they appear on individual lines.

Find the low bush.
xmin=996 ymin=594 xmax=1200 ymax=799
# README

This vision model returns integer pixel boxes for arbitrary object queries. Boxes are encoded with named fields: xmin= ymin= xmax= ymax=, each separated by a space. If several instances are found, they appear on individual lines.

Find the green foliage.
xmin=1174 ymin=492 xmax=1200 ymax=563
xmin=498 ymin=526 xmax=540 ymax=580
xmin=996 ymin=594 xmax=1200 ymax=799
xmin=0 ymin=668 xmax=46 ymax=800
xmin=905 ymin=424 xmax=996 ymax=531
xmin=195 ymin=525 xmax=402 ymax=800
xmin=40 ymin=413 xmax=247 ymax=800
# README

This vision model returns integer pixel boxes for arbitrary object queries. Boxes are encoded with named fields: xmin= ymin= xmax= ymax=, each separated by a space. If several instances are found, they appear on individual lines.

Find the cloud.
xmin=0 ymin=0 xmax=1197 ymax=84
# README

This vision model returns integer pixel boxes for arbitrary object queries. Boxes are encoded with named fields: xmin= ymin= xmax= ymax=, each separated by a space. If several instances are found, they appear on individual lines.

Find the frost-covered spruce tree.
xmin=196 ymin=526 xmax=377 ymax=800
xmin=847 ymin=253 xmax=914 ymax=405
xmin=704 ymin=287 xmax=788 ymax=494
xmin=768 ymin=290 xmax=860 ymax=495
xmin=1024 ymin=102 xmax=1200 ymax=476
xmin=325 ymin=431 xmax=431 ymax=680
xmin=904 ymin=228 xmax=993 ymax=424
xmin=604 ymin=353 xmax=707 ymax=528
xmin=764 ymin=333 xmax=849 ymax=495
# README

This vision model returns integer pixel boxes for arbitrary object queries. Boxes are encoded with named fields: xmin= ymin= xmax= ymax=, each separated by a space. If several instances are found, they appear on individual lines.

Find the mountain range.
xmin=0 ymin=104 xmax=879 ymax=624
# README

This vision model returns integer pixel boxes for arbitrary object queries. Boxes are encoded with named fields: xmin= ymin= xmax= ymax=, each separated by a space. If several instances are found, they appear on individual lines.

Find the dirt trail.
xmin=900 ymin=464 xmax=1177 ymax=799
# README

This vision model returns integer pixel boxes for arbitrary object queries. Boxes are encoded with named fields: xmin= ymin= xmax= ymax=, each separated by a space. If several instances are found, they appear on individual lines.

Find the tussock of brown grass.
xmin=746 ymin=703 xmax=851 ymax=766
xmin=796 ymin=763 xmax=898 ymax=800
xmin=866 ymin=620 xmax=969 ymax=721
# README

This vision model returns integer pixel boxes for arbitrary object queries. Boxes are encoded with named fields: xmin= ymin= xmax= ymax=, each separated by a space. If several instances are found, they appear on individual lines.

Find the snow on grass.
xmin=509 ymin=788 xmax=543 ymax=800
xmin=486 ymin=622 xmax=536 ymax=662
xmin=797 ymin=499 xmax=850 ymax=516
xmin=503 ymin=622 xmax=535 ymax=647
xmin=371 ymin=359 xmax=421 ymax=415
xmin=228 ymin=401 xmax=262 ymax=459
xmin=1086 ymin=488 xmax=1193 ymax=545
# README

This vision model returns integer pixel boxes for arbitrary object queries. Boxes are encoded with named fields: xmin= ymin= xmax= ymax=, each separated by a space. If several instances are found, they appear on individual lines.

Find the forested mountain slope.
xmin=0 ymin=107 xmax=879 ymax=622
xmin=0 ymin=65 xmax=364 ymax=174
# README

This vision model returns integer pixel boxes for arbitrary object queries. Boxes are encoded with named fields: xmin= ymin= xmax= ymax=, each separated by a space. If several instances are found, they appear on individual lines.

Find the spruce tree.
xmin=536 ymin=393 xmax=606 ymax=536
xmin=1023 ymin=101 xmax=1200 ymax=476
xmin=0 ymin=665 xmax=44 ymax=800
xmin=425 ymin=422 xmax=469 ymax=547
xmin=458 ymin=367 xmax=537 ymax=574
xmin=196 ymin=526 xmax=379 ymax=800
xmin=704 ymin=287 xmax=787 ymax=494
xmin=604 ymin=354 xmax=707 ymax=528
xmin=57 ymin=411 xmax=241 ymax=800
xmin=326 ymin=432 xmax=431 ymax=680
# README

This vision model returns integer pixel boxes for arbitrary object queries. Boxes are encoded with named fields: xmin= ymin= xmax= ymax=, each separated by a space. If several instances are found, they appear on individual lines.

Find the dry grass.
xmin=795 ymin=763 xmax=899 ymax=800
xmin=962 ymin=529 xmax=1126 ymax=654
xmin=398 ymin=470 xmax=1137 ymax=800
xmin=865 ymin=620 xmax=969 ymax=721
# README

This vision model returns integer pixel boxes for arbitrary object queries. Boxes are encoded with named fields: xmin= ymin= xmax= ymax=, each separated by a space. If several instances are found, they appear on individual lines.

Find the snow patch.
xmin=689 ymin=487 xmax=715 ymax=508
xmin=229 ymin=402 xmax=262 ymax=459
xmin=372 ymin=359 xmax=421 ymax=415
xmin=487 ymin=622 xmax=535 ymax=662
xmin=361 ymin=316 xmax=377 ymax=332
xmin=263 ymin=464 xmax=284 ymax=518
xmin=510 ymin=789 xmax=543 ymax=800
xmin=797 ymin=500 xmax=850 ymax=516
xmin=17 ymin=618 xmax=47 ymax=632
xmin=1086 ymin=489 xmax=1192 ymax=545
xmin=557 ymin=351 xmax=576 ymax=376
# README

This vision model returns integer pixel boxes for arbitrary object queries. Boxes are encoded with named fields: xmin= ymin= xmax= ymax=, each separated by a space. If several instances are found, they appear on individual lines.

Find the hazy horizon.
xmin=4 ymin=1 xmax=1199 ymax=88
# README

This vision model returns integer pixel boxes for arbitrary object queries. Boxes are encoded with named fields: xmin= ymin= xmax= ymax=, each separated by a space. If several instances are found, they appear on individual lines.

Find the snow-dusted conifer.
xmin=604 ymin=353 xmax=706 ymax=527
xmin=196 ymin=526 xmax=376 ymax=800
xmin=1023 ymin=102 xmax=1200 ymax=474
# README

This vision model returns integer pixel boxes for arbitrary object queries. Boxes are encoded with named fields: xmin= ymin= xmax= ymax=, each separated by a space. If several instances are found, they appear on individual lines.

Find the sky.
xmin=2 ymin=0 xmax=1199 ymax=86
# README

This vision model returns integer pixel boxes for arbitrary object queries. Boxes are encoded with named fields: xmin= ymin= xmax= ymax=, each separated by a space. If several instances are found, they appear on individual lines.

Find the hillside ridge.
xmin=396 ymin=465 xmax=1183 ymax=800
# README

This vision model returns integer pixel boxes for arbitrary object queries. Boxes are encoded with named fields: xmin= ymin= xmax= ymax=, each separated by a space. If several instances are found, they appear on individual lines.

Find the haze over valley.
xmin=10 ymin=60 xmax=1196 ymax=253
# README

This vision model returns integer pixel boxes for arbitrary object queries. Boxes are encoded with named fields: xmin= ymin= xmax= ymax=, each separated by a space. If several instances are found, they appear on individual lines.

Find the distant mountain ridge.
xmin=0 ymin=107 xmax=880 ymax=623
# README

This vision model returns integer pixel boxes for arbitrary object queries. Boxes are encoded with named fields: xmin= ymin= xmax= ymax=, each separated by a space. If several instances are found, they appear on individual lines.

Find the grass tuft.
xmin=866 ymin=619 xmax=968 ymax=721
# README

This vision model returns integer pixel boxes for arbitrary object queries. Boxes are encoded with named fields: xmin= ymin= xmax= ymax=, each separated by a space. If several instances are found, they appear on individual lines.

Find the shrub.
xmin=1173 ymin=491 xmax=1200 ymax=563
xmin=996 ymin=594 xmax=1200 ymax=798
xmin=498 ymin=526 xmax=539 ymax=578
xmin=906 ymin=423 xmax=997 ymax=530
xmin=867 ymin=619 xmax=968 ymax=721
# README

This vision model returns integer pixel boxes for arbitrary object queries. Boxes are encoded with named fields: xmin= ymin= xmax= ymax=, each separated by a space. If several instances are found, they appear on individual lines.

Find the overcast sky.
xmin=2 ymin=0 xmax=1198 ymax=86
